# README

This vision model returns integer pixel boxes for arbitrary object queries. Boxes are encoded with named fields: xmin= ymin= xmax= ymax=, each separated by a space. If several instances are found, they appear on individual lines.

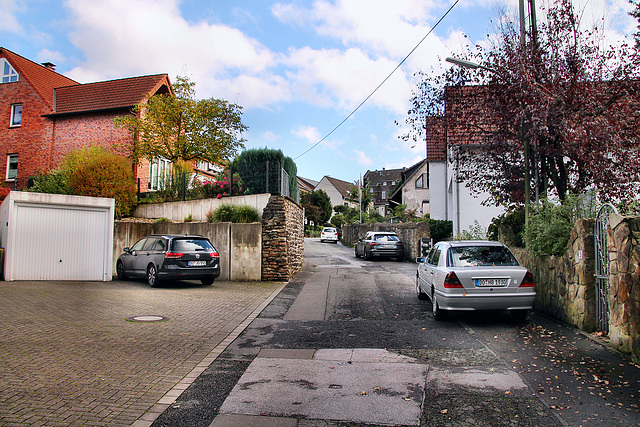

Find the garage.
xmin=0 ymin=192 xmax=115 ymax=281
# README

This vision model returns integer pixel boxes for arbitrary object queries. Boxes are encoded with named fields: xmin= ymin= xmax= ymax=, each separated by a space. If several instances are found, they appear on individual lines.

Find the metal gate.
xmin=594 ymin=203 xmax=617 ymax=333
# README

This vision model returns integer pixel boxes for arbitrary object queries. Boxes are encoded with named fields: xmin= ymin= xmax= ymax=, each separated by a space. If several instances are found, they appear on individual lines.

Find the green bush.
xmin=27 ymin=170 xmax=70 ymax=194
xmin=425 ymin=218 xmax=453 ymax=243
xmin=524 ymin=193 xmax=597 ymax=256
xmin=65 ymin=147 xmax=137 ymax=218
xmin=235 ymin=148 xmax=298 ymax=199
xmin=207 ymin=204 xmax=260 ymax=223
xmin=488 ymin=206 xmax=525 ymax=247
xmin=455 ymin=219 xmax=487 ymax=240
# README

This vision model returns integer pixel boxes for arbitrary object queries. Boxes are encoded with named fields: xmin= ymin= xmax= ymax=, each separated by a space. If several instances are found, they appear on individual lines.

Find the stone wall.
xmin=261 ymin=195 xmax=304 ymax=281
xmin=510 ymin=219 xmax=596 ymax=332
xmin=608 ymin=214 xmax=640 ymax=357
xmin=342 ymin=222 xmax=431 ymax=260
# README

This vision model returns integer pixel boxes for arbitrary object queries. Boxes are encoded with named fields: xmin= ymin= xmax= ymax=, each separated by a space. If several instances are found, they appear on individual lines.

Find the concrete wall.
xmin=132 ymin=193 xmax=271 ymax=222
xmin=341 ymin=222 xmax=431 ymax=260
xmin=113 ymin=221 xmax=261 ymax=281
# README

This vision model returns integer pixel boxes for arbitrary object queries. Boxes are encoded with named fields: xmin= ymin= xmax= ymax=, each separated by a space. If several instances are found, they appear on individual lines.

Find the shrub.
xmin=0 ymin=187 xmax=10 ymax=202
xmin=27 ymin=170 xmax=70 ymax=194
xmin=155 ymin=217 xmax=169 ymax=223
xmin=488 ymin=206 xmax=525 ymax=247
xmin=524 ymin=193 xmax=597 ymax=256
xmin=425 ymin=218 xmax=453 ymax=243
xmin=235 ymin=148 xmax=298 ymax=199
xmin=455 ymin=220 xmax=487 ymax=240
xmin=65 ymin=147 xmax=137 ymax=218
xmin=208 ymin=204 xmax=260 ymax=223
xmin=184 ymin=213 xmax=193 ymax=222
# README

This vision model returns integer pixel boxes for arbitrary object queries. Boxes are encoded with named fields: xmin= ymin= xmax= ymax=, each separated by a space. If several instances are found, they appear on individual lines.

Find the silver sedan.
xmin=416 ymin=240 xmax=535 ymax=321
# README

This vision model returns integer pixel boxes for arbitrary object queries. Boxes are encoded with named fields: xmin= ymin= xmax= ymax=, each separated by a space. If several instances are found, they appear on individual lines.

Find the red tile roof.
xmin=52 ymin=74 xmax=172 ymax=115
xmin=324 ymin=176 xmax=353 ymax=198
xmin=1 ymin=47 xmax=78 ymax=109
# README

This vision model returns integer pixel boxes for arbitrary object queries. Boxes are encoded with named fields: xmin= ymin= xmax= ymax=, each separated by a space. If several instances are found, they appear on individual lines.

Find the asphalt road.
xmin=153 ymin=238 xmax=640 ymax=427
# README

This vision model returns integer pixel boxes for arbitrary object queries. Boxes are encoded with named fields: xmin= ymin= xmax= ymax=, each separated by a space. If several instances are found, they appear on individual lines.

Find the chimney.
xmin=41 ymin=62 xmax=56 ymax=71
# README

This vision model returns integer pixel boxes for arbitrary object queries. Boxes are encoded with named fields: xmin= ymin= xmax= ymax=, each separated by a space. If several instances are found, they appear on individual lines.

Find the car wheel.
xmin=201 ymin=276 xmax=215 ymax=286
xmin=355 ymin=247 xmax=360 ymax=258
xmin=416 ymin=276 xmax=428 ymax=300
xmin=511 ymin=309 xmax=529 ymax=323
xmin=116 ymin=261 xmax=127 ymax=281
xmin=432 ymin=292 xmax=446 ymax=321
xmin=320 ymin=239 xmax=324 ymax=243
xmin=147 ymin=264 xmax=159 ymax=287
xmin=363 ymin=250 xmax=370 ymax=261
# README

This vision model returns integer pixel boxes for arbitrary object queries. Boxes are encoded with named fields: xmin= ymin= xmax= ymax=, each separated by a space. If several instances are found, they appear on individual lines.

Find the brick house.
xmin=1 ymin=47 xmax=173 ymax=191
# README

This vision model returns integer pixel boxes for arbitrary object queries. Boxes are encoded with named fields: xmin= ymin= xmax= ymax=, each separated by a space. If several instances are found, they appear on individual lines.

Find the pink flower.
xmin=216 ymin=194 xmax=222 ymax=199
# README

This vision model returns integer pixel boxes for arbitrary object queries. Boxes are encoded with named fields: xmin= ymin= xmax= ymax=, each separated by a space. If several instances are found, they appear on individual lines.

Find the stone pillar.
xmin=261 ymin=195 xmax=304 ymax=281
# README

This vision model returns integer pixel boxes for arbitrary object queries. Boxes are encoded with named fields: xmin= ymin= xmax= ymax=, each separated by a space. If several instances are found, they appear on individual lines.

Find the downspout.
xmin=49 ymin=88 xmax=57 ymax=169
xmin=444 ymin=132 xmax=448 ymax=222
xmin=455 ymin=148 xmax=460 ymax=237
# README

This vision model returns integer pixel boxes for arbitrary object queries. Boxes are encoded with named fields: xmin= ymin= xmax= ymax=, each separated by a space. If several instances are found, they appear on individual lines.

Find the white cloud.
xmin=292 ymin=125 xmax=322 ymax=143
xmin=0 ymin=0 xmax=24 ymax=33
xmin=261 ymin=130 xmax=279 ymax=141
xmin=355 ymin=149 xmax=373 ymax=167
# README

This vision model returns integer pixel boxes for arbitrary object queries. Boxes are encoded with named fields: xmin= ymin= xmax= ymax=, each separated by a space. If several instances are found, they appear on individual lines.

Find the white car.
xmin=416 ymin=240 xmax=535 ymax=321
xmin=320 ymin=227 xmax=339 ymax=243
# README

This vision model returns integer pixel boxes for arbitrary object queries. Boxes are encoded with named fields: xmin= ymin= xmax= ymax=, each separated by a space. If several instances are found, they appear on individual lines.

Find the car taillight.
xmin=165 ymin=252 xmax=183 ymax=259
xmin=209 ymin=252 xmax=219 ymax=258
xmin=520 ymin=271 xmax=534 ymax=288
xmin=444 ymin=271 xmax=463 ymax=288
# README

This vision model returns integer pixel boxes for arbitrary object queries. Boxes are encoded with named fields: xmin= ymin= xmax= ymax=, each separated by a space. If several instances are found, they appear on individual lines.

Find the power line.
xmin=294 ymin=0 xmax=460 ymax=160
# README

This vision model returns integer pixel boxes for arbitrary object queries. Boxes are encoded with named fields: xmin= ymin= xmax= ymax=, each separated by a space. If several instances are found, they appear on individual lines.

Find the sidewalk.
xmin=0 ymin=279 xmax=285 ymax=426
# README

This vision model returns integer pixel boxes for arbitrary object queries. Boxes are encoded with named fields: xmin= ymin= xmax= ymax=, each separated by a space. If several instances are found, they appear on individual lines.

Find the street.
xmin=154 ymin=238 xmax=640 ymax=427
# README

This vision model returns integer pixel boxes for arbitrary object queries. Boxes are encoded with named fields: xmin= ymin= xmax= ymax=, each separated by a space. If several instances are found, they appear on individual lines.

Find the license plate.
xmin=382 ymin=245 xmax=396 ymax=249
xmin=188 ymin=261 xmax=207 ymax=267
xmin=476 ymin=278 xmax=508 ymax=287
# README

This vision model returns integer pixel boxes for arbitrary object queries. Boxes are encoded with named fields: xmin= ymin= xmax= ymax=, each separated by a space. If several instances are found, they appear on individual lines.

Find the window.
xmin=149 ymin=157 xmax=172 ymax=191
xmin=6 ymin=154 xmax=17 ymax=181
xmin=1 ymin=59 xmax=19 ymax=83
xmin=381 ymin=190 xmax=386 ymax=199
xmin=415 ymin=173 xmax=428 ymax=189
xmin=10 ymin=104 xmax=22 ymax=127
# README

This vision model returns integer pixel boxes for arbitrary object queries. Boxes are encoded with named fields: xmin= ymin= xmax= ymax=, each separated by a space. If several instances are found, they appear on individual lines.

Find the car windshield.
xmin=373 ymin=234 xmax=399 ymax=242
xmin=323 ymin=228 xmax=336 ymax=232
xmin=171 ymin=239 xmax=214 ymax=252
xmin=448 ymin=246 xmax=519 ymax=267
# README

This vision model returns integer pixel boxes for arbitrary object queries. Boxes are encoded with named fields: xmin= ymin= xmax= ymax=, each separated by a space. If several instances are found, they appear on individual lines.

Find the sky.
xmin=1 ymin=0 xmax=637 ymax=184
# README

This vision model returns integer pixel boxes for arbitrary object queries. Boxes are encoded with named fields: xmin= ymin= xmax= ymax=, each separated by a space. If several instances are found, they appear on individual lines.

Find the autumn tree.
xmin=301 ymin=189 xmax=332 ymax=225
xmin=406 ymin=0 xmax=640 ymax=207
xmin=115 ymin=76 xmax=247 ymax=165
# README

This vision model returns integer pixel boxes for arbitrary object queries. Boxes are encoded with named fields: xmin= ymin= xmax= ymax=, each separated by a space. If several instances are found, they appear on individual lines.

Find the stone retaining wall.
xmin=261 ymin=195 xmax=304 ymax=281
xmin=510 ymin=219 xmax=596 ymax=332
xmin=608 ymin=214 xmax=640 ymax=357
xmin=342 ymin=222 xmax=431 ymax=260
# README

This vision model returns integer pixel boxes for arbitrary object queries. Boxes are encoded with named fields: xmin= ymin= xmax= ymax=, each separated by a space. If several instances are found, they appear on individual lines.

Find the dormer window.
xmin=1 ymin=59 xmax=19 ymax=83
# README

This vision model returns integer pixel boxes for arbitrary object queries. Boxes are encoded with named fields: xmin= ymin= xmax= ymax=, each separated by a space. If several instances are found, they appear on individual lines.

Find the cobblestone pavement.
xmin=0 ymin=279 xmax=285 ymax=426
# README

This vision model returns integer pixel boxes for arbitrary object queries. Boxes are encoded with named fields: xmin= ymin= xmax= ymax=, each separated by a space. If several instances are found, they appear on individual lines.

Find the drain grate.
xmin=126 ymin=315 xmax=169 ymax=322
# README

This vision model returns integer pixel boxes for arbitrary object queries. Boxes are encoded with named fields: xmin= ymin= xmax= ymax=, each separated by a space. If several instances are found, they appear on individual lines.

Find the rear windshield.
xmin=171 ymin=239 xmax=215 ymax=252
xmin=323 ymin=228 xmax=336 ymax=232
xmin=448 ymin=246 xmax=519 ymax=267
xmin=373 ymin=234 xmax=399 ymax=242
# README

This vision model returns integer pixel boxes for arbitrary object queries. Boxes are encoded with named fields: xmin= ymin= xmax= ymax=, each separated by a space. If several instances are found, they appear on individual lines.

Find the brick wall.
xmin=261 ymin=195 xmax=304 ymax=281
xmin=1 ymin=78 xmax=55 ymax=189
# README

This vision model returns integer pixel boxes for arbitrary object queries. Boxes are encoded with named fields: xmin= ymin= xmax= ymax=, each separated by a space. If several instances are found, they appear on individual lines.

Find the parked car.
xmin=116 ymin=234 xmax=220 ymax=287
xmin=320 ymin=227 xmax=339 ymax=243
xmin=354 ymin=231 xmax=405 ymax=261
xmin=415 ymin=240 xmax=535 ymax=321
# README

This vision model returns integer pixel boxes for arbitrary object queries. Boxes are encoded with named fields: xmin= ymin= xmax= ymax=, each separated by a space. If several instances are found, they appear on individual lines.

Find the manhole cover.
xmin=126 ymin=315 xmax=169 ymax=322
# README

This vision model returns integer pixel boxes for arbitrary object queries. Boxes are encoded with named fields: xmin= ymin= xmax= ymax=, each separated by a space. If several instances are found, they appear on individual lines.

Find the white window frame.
xmin=149 ymin=157 xmax=172 ymax=191
xmin=6 ymin=154 xmax=18 ymax=181
xmin=1 ymin=59 xmax=19 ymax=84
xmin=10 ymin=103 xmax=22 ymax=127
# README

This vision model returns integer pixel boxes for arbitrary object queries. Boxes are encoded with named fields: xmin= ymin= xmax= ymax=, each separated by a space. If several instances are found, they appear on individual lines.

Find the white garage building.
xmin=0 ymin=192 xmax=115 ymax=281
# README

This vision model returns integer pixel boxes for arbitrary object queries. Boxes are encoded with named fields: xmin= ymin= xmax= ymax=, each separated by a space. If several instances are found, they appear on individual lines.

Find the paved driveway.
xmin=0 ymin=279 xmax=284 ymax=426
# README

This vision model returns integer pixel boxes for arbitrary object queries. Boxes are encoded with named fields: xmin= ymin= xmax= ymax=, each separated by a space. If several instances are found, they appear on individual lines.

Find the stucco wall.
xmin=132 ymin=193 xmax=271 ymax=222
xmin=341 ymin=222 xmax=431 ymax=260
xmin=401 ymin=161 xmax=430 ymax=216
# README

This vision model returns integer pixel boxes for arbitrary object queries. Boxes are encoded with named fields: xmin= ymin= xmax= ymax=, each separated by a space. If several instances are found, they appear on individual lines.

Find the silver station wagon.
xmin=416 ymin=240 xmax=535 ymax=321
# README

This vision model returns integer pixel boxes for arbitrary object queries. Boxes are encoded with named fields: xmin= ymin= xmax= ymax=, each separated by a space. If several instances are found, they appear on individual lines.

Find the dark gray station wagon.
xmin=116 ymin=234 xmax=220 ymax=287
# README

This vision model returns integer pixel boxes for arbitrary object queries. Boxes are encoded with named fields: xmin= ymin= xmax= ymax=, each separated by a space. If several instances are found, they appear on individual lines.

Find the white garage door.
xmin=12 ymin=204 xmax=110 ymax=280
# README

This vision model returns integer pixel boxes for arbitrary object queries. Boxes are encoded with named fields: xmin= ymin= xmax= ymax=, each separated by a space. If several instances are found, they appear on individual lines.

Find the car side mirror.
xmin=123 ymin=247 xmax=131 ymax=254
xmin=416 ymin=257 xmax=425 ymax=264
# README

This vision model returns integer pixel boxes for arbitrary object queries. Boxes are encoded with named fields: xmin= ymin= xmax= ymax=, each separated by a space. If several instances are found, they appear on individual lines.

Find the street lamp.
xmin=445 ymin=56 xmax=531 ymax=229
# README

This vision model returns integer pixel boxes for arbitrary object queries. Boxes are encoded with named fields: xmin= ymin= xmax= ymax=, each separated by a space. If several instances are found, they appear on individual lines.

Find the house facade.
xmin=426 ymin=86 xmax=505 ymax=237
xmin=390 ymin=159 xmax=430 ymax=217
xmin=1 ymin=47 xmax=172 ymax=191
xmin=314 ymin=176 xmax=358 ymax=214
xmin=363 ymin=168 xmax=403 ymax=216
